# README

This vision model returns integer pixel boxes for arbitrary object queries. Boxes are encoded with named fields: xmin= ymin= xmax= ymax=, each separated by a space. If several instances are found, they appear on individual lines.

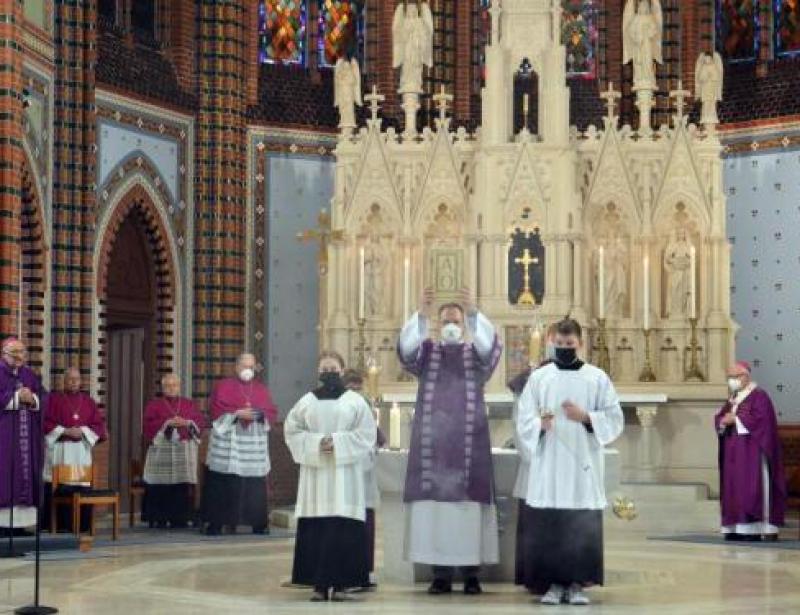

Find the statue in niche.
xmin=664 ymin=228 xmax=693 ymax=318
xmin=603 ymin=237 xmax=629 ymax=317
xmin=334 ymin=56 xmax=362 ymax=133
xmin=622 ymin=0 xmax=663 ymax=90
xmin=694 ymin=51 xmax=723 ymax=127
xmin=392 ymin=1 xmax=433 ymax=94
xmin=364 ymin=237 xmax=387 ymax=317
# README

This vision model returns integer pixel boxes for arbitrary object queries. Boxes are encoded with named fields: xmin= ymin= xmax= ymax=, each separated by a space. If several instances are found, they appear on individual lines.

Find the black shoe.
xmin=252 ymin=526 xmax=269 ymax=535
xmin=741 ymin=535 xmax=760 ymax=542
xmin=226 ymin=525 xmax=237 ymax=535
xmin=171 ymin=521 xmax=188 ymax=529
xmin=724 ymin=533 xmax=743 ymax=541
xmin=156 ymin=521 xmax=168 ymax=529
xmin=464 ymin=577 xmax=483 ymax=595
xmin=205 ymin=524 xmax=221 ymax=536
xmin=427 ymin=578 xmax=452 ymax=595
xmin=310 ymin=589 xmax=328 ymax=602
xmin=762 ymin=534 xmax=778 ymax=542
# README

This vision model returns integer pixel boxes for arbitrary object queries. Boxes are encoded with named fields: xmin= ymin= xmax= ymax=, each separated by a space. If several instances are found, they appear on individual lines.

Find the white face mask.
xmin=239 ymin=368 xmax=255 ymax=382
xmin=727 ymin=378 xmax=741 ymax=394
xmin=440 ymin=323 xmax=463 ymax=344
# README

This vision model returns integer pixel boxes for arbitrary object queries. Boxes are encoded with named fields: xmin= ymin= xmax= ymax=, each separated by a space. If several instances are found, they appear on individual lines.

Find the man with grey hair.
xmin=200 ymin=353 xmax=278 ymax=535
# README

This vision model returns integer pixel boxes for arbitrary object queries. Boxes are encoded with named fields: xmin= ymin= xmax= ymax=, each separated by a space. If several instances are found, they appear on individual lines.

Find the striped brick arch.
xmin=94 ymin=184 xmax=177 ymax=406
xmin=19 ymin=158 xmax=49 ymax=376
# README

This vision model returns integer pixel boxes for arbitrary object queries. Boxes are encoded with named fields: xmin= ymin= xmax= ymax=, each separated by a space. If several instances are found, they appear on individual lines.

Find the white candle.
xmin=389 ymin=402 xmax=401 ymax=449
xmin=690 ymin=244 xmax=697 ymax=319
xmin=403 ymin=250 xmax=410 ymax=320
xmin=643 ymin=253 xmax=650 ymax=331
xmin=359 ymin=246 xmax=366 ymax=320
xmin=523 ymin=94 xmax=530 ymax=120
xmin=598 ymin=246 xmax=605 ymax=319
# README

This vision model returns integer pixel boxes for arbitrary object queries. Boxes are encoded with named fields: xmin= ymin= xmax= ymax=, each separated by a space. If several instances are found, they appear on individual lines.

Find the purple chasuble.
xmin=399 ymin=336 xmax=502 ymax=504
xmin=715 ymin=387 xmax=787 ymax=528
xmin=0 ymin=360 xmax=47 ymax=511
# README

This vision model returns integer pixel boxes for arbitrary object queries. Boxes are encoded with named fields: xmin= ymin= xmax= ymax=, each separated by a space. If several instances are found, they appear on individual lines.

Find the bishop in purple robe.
xmin=715 ymin=360 xmax=787 ymax=541
xmin=397 ymin=287 xmax=502 ymax=596
xmin=0 ymin=338 xmax=47 ymax=532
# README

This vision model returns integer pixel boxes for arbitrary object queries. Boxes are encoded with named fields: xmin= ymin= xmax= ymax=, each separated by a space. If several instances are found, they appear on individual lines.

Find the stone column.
xmin=635 ymin=405 xmax=659 ymax=481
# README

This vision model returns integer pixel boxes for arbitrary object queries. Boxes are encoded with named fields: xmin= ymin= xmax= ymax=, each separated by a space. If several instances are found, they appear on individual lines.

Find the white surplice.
xmin=43 ymin=426 xmax=100 ymax=482
xmin=285 ymin=390 xmax=376 ymax=521
xmin=516 ymin=362 xmax=624 ymax=510
xmin=399 ymin=310 xmax=500 ymax=567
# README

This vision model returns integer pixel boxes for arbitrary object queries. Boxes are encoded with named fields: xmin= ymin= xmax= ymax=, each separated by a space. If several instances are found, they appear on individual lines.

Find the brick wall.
xmin=0 ymin=0 xmax=25 ymax=339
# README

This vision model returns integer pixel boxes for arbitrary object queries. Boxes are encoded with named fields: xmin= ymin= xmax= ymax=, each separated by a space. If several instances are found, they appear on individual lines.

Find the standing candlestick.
xmin=529 ymin=327 xmax=542 ymax=367
xmin=689 ymin=244 xmax=697 ymax=320
xmin=598 ymin=247 xmax=606 ymax=319
xmin=638 ymin=328 xmax=657 ymax=382
xmin=684 ymin=317 xmax=705 ymax=382
xmin=359 ymin=246 xmax=366 ymax=321
xmin=643 ymin=253 xmax=650 ymax=331
xmin=595 ymin=318 xmax=611 ymax=374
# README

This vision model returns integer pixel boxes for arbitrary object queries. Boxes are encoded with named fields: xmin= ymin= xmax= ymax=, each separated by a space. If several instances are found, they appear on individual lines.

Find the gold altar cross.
xmin=514 ymin=248 xmax=539 ymax=306
xmin=297 ymin=209 xmax=344 ymax=276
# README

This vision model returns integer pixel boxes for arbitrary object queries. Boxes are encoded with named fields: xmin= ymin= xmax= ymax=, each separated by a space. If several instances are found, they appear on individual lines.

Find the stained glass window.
xmin=318 ymin=1 xmax=364 ymax=67
xmin=716 ymin=0 xmax=758 ymax=61
xmin=260 ymin=1 xmax=308 ymax=64
xmin=561 ymin=0 xmax=598 ymax=77
xmin=776 ymin=0 xmax=800 ymax=55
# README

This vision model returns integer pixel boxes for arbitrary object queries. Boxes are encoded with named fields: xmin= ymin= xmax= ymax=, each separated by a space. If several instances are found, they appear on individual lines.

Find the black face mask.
xmin=319 ymin=371 xmax=343 ymax=389
xmin=554 ymin=347 xmax=578 ymax=366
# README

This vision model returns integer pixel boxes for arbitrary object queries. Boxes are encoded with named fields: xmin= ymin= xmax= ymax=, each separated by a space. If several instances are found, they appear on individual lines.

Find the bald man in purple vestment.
xmin=398 ymin=287 xmax=502 ymax=596
xmin=715 ymin=360 xmax=787 ymax=541
xmin=0 ymin=338 xmax=47 ymax=534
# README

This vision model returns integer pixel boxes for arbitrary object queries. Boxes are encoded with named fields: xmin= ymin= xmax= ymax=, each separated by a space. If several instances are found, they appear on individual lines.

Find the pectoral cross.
xmin=297 ymin=209 xmax=344 ymax=276
xmin=515 ymin=248 xmax=539 ymax=306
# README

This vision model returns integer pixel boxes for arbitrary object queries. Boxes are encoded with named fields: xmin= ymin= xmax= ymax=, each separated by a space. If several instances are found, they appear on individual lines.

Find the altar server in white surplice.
xmin=515 ymin=318 xmax=623 ymax=606
xmin=285 ymin=351 xmax=377 ymax=602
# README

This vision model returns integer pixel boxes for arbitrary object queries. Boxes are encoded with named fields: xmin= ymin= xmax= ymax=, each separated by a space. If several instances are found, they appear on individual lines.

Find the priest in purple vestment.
xmin=0 ymin=338 xmax=47 ymax=533
xmin=715 ymin=360 xmax=787 ymax=541
xmin=397 ymin=287 xmax=502 ymax=596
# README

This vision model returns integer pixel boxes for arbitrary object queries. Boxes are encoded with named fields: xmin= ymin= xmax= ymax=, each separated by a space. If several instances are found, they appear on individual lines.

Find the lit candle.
xmin=523 ymin=94 xmax=530 ymax=121
xmin=529 ymin=327 xmax=542 ymax=366
xmin=643 ymin=253 xmax=650 ymax=331
xmin=403 ymin=250 xmax=410 ymax=320
xmin=598 ymin=246 xmax=605 ymax=319
xmin=690 ymin=244 xmax=697 ymax=319
xmin=389 ymin=402 xmax=401 ymax=450
xmin=359 ymin=246 xmax=366 ymax=320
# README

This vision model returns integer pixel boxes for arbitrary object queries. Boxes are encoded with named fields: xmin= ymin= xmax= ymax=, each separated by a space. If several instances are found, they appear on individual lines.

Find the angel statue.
xmin=694 ymin=51 xmax=723 ymax=127
xmin=623 ymin=0 xmax=663 ymax=90
xmin=392 ymin=1 xmax=434 ymax=95
xmin=334 ymin=56 xmax=362 ymax=134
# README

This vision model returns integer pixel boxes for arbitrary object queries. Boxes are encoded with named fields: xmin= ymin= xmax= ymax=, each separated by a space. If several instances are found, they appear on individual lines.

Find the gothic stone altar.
xmin=323 ymin=0 xmax=733 ymax=543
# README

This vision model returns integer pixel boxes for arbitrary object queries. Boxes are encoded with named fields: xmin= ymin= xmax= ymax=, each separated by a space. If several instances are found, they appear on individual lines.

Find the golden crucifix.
xmin=296 ymin=209 xmax=344 ymax=276
xmin=515 ymin=248 xmax=539 ymax=306
xmin=297 ymin=209 xmax=345 ymax=350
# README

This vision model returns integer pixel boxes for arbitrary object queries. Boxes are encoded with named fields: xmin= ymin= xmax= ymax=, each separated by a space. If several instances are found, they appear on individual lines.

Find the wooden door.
xmin=106 ymin=326 xmax=145 ymax=508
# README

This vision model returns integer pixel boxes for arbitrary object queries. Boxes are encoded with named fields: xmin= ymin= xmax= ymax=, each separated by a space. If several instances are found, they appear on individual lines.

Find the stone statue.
xmin=694 ymin=51 xmax=723 ymax=127
xmin=334 ymin=57 xmax=362 ymax=133
xmin=623 ymin=0 xmax=663 ymax=90
xmin=600 ymin=238 xmax=628 ymax=317
xmin=664 ymin=228 xmax=693 ymax=318
xmin=392 ymin=1 xmax=434 ymax=95
xmin=364 ymin=239 xmax=387 ymax=317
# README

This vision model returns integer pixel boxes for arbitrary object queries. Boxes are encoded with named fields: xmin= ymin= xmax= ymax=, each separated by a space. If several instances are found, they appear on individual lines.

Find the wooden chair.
xmin=778 ymin=425 xmax=800 ymax=539
xmin=129 ymin=458 xmax=146 ymax=528
xmin=51 ymin=465 xmax=120 ymax=540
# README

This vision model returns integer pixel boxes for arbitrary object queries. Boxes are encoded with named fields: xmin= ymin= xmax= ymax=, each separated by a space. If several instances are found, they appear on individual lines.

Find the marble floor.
xmin=2 ymin=530 xmax=800 ymax=614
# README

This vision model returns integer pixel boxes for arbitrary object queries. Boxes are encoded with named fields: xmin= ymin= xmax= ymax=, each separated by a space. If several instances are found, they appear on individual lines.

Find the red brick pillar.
xmin=454 ymin=0 xmax=472 ymax=123
xmin=50 ymin=0 xmax=97 ymax=374
xmin=166 ymin=0 xmax=197 ymax=92
xmin=0 ymin=0 xmax=24 ymax=338
xmin=244 ymin=0 xmax=260 ymax=107
xmin=194 ymin=0 xmax=248 ymax=399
